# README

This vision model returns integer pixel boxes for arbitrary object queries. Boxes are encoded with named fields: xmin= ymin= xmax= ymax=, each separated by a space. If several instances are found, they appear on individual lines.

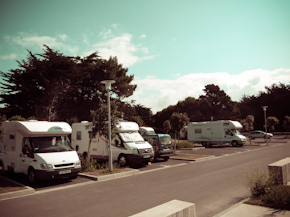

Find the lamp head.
xmin=101 ymin=80 xmax=116 ymax=90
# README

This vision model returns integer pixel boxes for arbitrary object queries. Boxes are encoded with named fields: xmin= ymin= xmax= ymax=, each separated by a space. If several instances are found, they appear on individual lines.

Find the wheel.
xmin=28 ymin=167 xmax=37 ymax=185
xmin=163 ymin=156 xmax=169 ymax=161
xmin=118 ymin=155 xmax=128 ymax=167
xmin=69 ymin=175 xmax=78 ymax=179
xmin=232 ymin=140 xmax=238 ymax=147
xmin=0 ymin=160 xmax=5 ymax=175
xmin=201 ymin=142 xmax=207 ymax=147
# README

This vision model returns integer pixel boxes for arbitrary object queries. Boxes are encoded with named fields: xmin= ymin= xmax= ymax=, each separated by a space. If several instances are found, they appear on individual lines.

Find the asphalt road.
xmin=1 ymin=140 xmax=289 ymax=217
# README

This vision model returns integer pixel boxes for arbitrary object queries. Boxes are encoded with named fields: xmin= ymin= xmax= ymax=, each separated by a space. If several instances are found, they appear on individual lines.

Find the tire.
xmin=232 ymin=140 xmax=238 ymax=147
xmin=28 ymin=167 xmax=37 ymax=185
xmin=0 ymin=160 xmax=5 ymax=175
xmin=118 ymin=155 xmax=128 ymax=167
xmin=69 ymin=175 xmax=78 ymax=179
xmin=163 ymin=156 xmax=169 ymax=161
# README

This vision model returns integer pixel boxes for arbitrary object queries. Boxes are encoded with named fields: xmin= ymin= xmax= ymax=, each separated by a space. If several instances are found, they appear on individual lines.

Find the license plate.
xmin=59 ymin=169 xmax=71 ymax=175
xmin=143 ymin=155 xmax=150 ymax=158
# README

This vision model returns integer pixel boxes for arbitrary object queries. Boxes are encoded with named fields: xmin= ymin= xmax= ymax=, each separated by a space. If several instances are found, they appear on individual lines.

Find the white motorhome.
xmin=0 ymin=121 xmax=81 ymax=184
xmin=139 ymin=127 xmax=155 ymax=135
xmin=71 ymin=120 xmax=154 ymax=167
xmin=187 ymin=120 xmax=247 ymax=147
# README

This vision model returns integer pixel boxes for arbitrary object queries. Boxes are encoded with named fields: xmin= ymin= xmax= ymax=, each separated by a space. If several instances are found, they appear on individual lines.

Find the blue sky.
xmin=1 ymin=0 xmax=290 ymax=113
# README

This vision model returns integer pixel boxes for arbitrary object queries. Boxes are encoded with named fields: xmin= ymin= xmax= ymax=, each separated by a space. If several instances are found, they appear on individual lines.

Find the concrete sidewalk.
xmin=216 ymin=202 xmax=290 ymax=217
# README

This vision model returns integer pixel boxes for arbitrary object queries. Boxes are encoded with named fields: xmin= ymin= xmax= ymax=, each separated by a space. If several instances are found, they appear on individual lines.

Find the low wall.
xmin=268 ymin=157 xmax=290 ymax=185
xmin=129 ymin=199 xmax=197 ymax=217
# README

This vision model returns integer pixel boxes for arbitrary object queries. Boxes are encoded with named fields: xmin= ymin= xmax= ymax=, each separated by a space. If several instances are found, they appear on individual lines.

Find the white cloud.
xmin=5 ymin=32 xmax=79 ymax=55
xmin=0 ymin=53 xmax=17 ymax=60
xmin=127 ymin=68 xmax=290 ymax=114
xmin=92 ymin=32 xmax=156 ymax=68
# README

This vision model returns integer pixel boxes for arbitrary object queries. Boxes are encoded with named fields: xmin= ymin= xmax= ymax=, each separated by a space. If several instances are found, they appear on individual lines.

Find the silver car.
xmin=248 ymin=130 xmax=273 ymax=139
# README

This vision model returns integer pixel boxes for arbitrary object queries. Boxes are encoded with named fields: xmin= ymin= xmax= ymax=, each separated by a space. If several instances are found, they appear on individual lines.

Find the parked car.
xmin=139 ymin=127 xmax=173 ymax=161
xmin=248 ymin=130 xmax=273 ymax=139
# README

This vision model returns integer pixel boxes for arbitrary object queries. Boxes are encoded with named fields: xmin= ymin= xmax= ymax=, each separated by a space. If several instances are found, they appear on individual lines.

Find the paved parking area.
xmin=2 ymin=137 xmax=288 ymax=193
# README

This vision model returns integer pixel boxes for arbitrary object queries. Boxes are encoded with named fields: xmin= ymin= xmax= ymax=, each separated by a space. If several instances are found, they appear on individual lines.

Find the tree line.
xmin=1 ymin=46 xmax=290 ymax=137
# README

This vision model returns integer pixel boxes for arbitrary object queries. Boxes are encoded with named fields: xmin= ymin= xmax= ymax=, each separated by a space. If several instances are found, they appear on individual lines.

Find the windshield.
xmin=28 ymin=136 xmax=74 ymax=153
xmin=119 ymin=132 xmax=144 ymax=142
xmin=160 ymin=136 xmax=171 ymax=145
xmin=231 ymin=129 xmax=241 ymax=135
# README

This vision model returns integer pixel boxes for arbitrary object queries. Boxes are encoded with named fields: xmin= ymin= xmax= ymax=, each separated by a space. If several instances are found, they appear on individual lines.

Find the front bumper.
xmin=157 ymin=150 xmax=173 ymax=158
xmin=35 ymin=167 xmax=81 ymax=180
xmin=127 ymin=153 xmax=154 ymax=165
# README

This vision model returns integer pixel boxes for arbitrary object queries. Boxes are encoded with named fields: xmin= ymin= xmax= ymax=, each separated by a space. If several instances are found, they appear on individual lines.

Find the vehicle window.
xmin=160 ymin=136 xmax=171 ymax=145
xmin=76 ymin=131 xmax=82 ymax=140
xmin=119 ymin=132 xmax=144 ymax=142
xmin=226 ymin=130 xmax=232 ymax=136
xmin=22 ymin=138 xmax=34 ymax=158
xmin=29 ymin=136 xmax=74 ymax=153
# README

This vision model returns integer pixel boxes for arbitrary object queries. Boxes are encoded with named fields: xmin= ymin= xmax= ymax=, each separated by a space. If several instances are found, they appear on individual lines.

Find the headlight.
xmin=75 ymin=160 xmax=81 ymax=166
xmin=40 ymin=163 xmax=53 ymax=169
xmin=132 ymin=148 xmax=139 ymax=154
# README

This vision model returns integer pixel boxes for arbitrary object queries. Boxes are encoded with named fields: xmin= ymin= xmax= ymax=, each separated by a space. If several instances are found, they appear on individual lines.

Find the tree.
xmin=0 ymin=46 xmax=137 ymax=122
xmin=163 ymin=120 xmax=171 ymax=134
xmin=267 ymin=117 xmax=279 ymax=133
xmin=0 ymin=45 xmax=78 ymax=121
xmin=243 ymin=115 xmax=255 ymax=132
xmin=85 ymin=100 xmax=121 ymax=159
xmin=198 ymin=84 xmax=239 ymax=121
xmin=170 ymin=112 xmax=189 ymax=154
xmin=239 ymin=83 xmax=290 ymax=131
xmin=0 ymin=114 xmax=7 ymax=141
xmin=283 ymin=116 xmax=290 ymax=138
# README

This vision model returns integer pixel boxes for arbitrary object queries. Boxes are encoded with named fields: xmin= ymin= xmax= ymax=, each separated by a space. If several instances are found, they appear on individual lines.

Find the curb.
xmin=0 ymin=176 xmax=35 ymax=200
xmin=79 ymin=169 xmax=140 ymax=181
xmin=0 ymin=169 xmax=140 ymax=200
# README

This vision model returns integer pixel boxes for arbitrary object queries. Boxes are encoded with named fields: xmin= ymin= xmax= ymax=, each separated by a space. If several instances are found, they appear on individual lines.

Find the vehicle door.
xmin=111 ymin=134 xmax=126 ymax=161
xmin=20 ymin=138 xmax=34 ymax=174
xmin=224 ymin=130 xmax=234 ymax=142
xmin=159 ymin=135 xmax=172 ymax=152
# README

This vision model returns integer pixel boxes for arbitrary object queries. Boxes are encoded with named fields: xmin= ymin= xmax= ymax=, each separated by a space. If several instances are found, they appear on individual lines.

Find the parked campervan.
xmin=139 ymin=127 xmax=173 ymax=161
xmin=71 ymin=120 xmax=154 ymax=167
xmin=187 ymin=120 xmax=247 ymax=147
xmin=0 ymin=121 xmax=81 ymax=184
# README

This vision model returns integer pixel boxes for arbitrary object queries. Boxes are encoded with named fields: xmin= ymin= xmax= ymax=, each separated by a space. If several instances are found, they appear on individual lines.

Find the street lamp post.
xmin=101 ymin=80 xmax=116 ymax=172
xmin=262 ymin=106 xmax=268 ymax=146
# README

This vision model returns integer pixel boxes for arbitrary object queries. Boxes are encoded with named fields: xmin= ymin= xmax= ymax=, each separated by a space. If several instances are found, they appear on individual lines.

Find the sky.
xmin=1 ymin=0 xmax=290 ymax=114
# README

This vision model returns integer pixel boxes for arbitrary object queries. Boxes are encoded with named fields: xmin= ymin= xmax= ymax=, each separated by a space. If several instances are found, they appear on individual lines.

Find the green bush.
xmin=176 ymin=141 xmax=196 ymax=149
xmin=81 ymin=158 xmax=120 ymax=174
xmin=261 ymin=185 xmax=290 ymax=210
xmin=81 ymin=158 xmax=98 ymax=172
xmin=243 ymin=169 xmax=276 ymax=197
xmin=99 ymin=162 xmax=120 ymax=174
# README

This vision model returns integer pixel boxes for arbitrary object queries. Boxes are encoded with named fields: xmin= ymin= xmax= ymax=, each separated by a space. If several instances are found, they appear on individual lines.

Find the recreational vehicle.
xmin=139 ymin=127 xmax=173 ymax=161
xmin=0 ymin=121 xmax=81 ymax=184
xmin=71 ymin=121 xmax=154 ymax=167
xmin=187 ymin=120 xmax=247 ymax=147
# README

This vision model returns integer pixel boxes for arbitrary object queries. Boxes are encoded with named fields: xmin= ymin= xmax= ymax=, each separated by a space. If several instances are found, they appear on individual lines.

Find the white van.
xmin=0 ymin=121 xmax=81 ymax=184
xmin=187 ymin=120 xmax=247 ymax=147
xmin=71 ymin=120 xmax=154 ymax=167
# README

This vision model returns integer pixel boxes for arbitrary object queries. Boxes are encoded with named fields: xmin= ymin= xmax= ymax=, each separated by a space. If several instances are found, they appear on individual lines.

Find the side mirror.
xmin=22 ymin=147 xmax=27 ymax=155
